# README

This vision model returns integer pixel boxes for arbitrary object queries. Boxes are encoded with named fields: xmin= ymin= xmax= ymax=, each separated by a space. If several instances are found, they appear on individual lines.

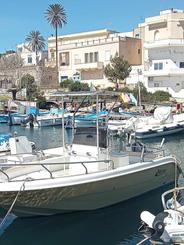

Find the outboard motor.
xmin=139 ymin=209 xmax=184 ymax=244
xmin=21 ymin=114 xmax=35 ymax=127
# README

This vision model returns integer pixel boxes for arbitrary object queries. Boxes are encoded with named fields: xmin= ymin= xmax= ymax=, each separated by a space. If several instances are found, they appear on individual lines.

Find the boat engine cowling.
xmin=140 ymin=210 xmax=184 ymax=243
xmin=140 ymin=211 xmax=170 ymax=243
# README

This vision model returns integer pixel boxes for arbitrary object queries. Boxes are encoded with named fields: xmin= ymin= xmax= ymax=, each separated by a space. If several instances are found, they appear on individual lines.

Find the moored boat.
xmin=0 ymin=92 xmax=181 ymax=217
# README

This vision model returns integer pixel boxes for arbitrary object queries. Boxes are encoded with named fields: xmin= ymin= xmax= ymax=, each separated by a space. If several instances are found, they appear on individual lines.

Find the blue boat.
xmin=72 ymin=110 xmax=108 ymax=128
xmin=0 ymin=114 xmax=9 ymax=123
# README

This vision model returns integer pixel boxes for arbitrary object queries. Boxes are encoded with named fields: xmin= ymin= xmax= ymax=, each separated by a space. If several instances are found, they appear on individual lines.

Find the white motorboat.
xmin=111 ymin=107 xmax=184 ymax=139
xmin=139 ymin=186 xmax=184 ymax=244
xmin=0 ymin=92 xmax=181 ymax=217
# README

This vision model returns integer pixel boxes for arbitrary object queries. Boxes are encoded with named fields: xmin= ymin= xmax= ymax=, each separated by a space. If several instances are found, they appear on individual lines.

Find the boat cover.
xmin=153 ymin=106 xmax=173 ymax=123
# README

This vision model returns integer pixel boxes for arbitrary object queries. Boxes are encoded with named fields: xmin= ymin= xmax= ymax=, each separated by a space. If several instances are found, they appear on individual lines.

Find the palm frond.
xmin=45 ymin=3 xmax=67 ymax=28
xmin=25 ymin=31 xmax=45 ymax=53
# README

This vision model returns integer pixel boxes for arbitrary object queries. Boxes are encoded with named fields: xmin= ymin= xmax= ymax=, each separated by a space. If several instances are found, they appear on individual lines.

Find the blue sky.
xmin=0 ymin=0 xmax=184 ymax=52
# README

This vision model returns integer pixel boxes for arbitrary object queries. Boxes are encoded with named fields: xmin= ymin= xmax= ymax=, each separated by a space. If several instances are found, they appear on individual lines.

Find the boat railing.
xmin=0 ymin=159 xmax=115 ymax=182
xmin=161 ymin=186 xmax=184 ymax=210
xmin=139 ymin=146 xmax=165 ymax=162
xmin=121 ymin=145 xmax=165 ymax=162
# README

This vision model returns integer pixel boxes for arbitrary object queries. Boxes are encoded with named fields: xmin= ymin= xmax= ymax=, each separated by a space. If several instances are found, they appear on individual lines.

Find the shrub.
xmin=152 ymin=90 xmax=171 ymax=102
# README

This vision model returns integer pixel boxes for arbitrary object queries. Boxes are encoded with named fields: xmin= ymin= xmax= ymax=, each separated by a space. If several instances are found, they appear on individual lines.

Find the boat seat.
xmin=6 ymin=154 xmax=38 ymax=164
xmin=9 ymin=136 xmax=33 ymax=155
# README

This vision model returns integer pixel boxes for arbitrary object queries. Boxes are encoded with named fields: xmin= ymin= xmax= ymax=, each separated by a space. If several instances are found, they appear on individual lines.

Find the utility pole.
xmin=137 ymin=69 xmax=142 ymax=109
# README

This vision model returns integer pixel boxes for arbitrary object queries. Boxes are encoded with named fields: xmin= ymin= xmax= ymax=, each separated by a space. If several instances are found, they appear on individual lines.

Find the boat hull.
xmin=0 ymin=159 xmax=177 ymax=217
xmin=136 ymin=125 xmax=184 ymax=139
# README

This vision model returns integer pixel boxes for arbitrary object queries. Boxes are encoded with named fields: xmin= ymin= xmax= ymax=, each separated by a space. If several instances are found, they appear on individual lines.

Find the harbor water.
xmin=0 ymin=124 xmax=183 ymax=245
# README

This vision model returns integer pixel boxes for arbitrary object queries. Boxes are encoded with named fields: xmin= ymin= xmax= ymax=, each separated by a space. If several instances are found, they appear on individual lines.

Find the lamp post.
xmin=137 ymin=69 xmax=142 ymax=109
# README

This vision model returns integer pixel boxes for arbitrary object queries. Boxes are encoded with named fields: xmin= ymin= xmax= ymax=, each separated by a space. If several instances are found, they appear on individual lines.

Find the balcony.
xmin=144 ymin=68 xmax=184 ymax=77
xmin=49 ymin=36 xmax=121 ymax=51
xmin=45 ymin=59 xmax=56 ymax=68
xmin=75 ymin=62 xmax=104 ymax=71
xmin=144 ymin=39 xmax=184 ymax=49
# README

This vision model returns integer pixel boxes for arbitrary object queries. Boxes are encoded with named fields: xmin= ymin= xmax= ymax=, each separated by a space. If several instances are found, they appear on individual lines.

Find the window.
xmin=105 ymin=50 xmax=110 ymax=61
xmin=74 ymin=54 xmax=81 ymax=64
xmin=158 ymin=63 xmax=161 ymax=69
xmin=60 ymin=52 xmax=69 ymax=66
xmin=154 ymin=30 xmax=160 ymax=41
xmin=50 ymin=52 xmax=55 ymax=60
xmin=84 ymin=52 xmax=99 ymax=63
xmin=18 ymin=47 xmax=22 ymax=53
xmin=154 ymin=83 xmax=159 ymax=87
xmin=148 ymin=77 xmax=153 ymax=81
xmin=90 ymin=52 xmax=93 ymax=63
xmin=94 ymin=52 xmax=98 ymax=62
xmin=60 ymin=76 xmax=68 ymax=82
xmin=180 ymin=62 xmax=184 ymax=68
xmin=135 ymin=33 xmax=140 ymax=38
xmin=154 ymin=62 xmax=163 ymax=70
xmin=85 ymin=53 xmax=89 ymax=63
xmin=28 ymin=56 xmax=32 ymax=64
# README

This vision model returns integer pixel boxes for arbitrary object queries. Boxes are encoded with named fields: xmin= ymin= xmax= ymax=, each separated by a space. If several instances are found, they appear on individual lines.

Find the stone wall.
xmin=0 ymin=65 xmax=59 ymax=90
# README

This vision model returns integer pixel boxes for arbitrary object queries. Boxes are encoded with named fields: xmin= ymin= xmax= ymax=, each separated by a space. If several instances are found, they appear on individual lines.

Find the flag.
xmin=129 ymin=93 xmax=137 ymax=106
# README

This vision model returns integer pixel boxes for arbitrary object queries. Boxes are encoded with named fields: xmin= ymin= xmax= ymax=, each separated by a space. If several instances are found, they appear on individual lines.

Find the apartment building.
xmin=133 ymin=9 xmax=184 ymax=98
xmin=47 ymin=29 xmax=141 ymax=88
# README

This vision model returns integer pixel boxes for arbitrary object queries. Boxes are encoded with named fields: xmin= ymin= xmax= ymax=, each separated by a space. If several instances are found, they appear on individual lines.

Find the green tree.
xmin=45 ymin=3 xmax=67 ymax=72
xmin=104 ymin=53 xmax=132 ymax=90
xmin=60 ymin=79 xmax=73 ymax=89
xmin=25 ymin=31 xmax=45 ymax=64
xmin=70 ymin=82 xmax=90 ymax=92
xmin=21 ymin=74 xmax=38 ymax=101
xmin=153 ymin=90 xmax=171 ymax=102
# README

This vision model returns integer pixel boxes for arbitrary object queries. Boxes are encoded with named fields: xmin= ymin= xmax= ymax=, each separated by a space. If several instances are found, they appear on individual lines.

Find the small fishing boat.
xmin=139 ymin=185 xmax=184 ymax=244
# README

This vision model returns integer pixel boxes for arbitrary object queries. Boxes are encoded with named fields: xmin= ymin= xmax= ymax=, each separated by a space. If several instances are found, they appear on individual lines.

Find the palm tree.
xmin=45 ymin=3 xmax=67 ymax=70
xmin=25 ymin=31 xmax=45 ymax=64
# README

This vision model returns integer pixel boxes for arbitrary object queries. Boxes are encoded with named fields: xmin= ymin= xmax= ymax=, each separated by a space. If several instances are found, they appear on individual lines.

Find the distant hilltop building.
xmin=17 ymin=43 xmax=47 ymax=66
xmin=46 ymin=29 xmax=142 ymax=88
xmin=0 ymin=43 xmax=57 ymax=91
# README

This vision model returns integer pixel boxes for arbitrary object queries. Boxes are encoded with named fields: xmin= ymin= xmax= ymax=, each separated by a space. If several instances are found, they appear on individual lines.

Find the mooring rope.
xmin=0 ymin=180 xmax=25 ymax=229
xmin=136 ymin=236 xmax=150 ymax=245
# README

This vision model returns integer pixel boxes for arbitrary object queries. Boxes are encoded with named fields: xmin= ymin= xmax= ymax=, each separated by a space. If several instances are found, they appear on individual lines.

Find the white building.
xmin=133 ymin=9 xmax=184 ymax=98
xmin=47 ymin=29 xmax=142 ymax=88
xmin=17 ymin=43 xmax=47 ymax=66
